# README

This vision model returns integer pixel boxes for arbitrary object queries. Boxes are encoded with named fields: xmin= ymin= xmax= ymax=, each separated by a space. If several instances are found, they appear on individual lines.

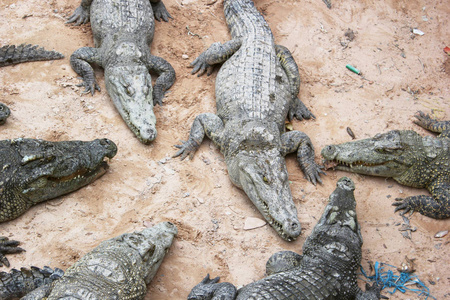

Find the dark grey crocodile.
xmin=0 ymin=104 xmax=10 ymax=125
xmin=322 ymin=111 xmax=450 ymax=219
xmin=0 ymin=222 xmax=177 ymax=300
xmin=0 ymin=44 xmax=65 ymax=126
xmin=187 ymin=177 xmax=384 ymax=300
xmin=0 ymin=237 xmax=25 ymax=268
xmin=67 ymin=0 xmax=176 ymax=144
xmin=0 ymin=266 xmax=63 ymax=299
xmin=174 ymin=0 xmax=323 ymax=241
xmin=0 ymin=138 xmax=117 ymax=223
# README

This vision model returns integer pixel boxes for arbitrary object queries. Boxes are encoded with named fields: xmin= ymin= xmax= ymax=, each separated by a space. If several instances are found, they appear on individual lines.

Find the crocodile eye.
xmin=263 ymin=175 xmax=269 ymax=183
xmin=126 ymin=86 xmax=135 ymax=96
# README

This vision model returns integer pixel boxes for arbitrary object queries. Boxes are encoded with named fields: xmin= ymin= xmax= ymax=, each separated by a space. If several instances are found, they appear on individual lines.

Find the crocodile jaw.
xmin=20 ymin=138 xmax=118 ymax=204
xmin=321 ymin=130 xmax=413 ymax=178
xmin=122 ymin=222 xmax=178 ymax=284
xmin=228 ymin=151 xmax=301 ymax=241
xmin=105 ymin=65 xmax=157 ymax=144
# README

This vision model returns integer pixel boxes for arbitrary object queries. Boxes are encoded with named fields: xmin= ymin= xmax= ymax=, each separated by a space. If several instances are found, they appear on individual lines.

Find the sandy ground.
xmin=0 ymin=0 xmax=449 ymax=299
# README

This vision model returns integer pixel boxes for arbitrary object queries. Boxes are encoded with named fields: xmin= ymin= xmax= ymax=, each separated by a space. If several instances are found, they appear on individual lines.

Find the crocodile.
xmin=0 ymin=222 xmax=177 ymax=300
xmin=321 ymin=111 xmax=450 ymax=219
xmin=0 ymin=44 xmax=65 ymax=125
xmin=0 ymin=138 xmax=117 ymax=223
xmin=0 ymin=104 xmax=10 ymax=125
xmin=67 ymin=0 xmax=176 ymax=144
xmin=187 ymin=177 xmax=384 ymax=300
xmin=0 ymin=266 xmax=63 ymax=299
xmin=174 ymin=0 xmax=323 ymax=241
xmin=0 ymin=237 xmax=25 ymax=268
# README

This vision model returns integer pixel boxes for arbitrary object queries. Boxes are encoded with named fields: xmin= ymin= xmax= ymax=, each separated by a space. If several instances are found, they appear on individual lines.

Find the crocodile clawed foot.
xmin=190 ymin=53 xmax=213 ymax=77
xmin=173 ymin=140 xmax=200 ymax=160
xmin=152 ymin=1 xmax=172 ymax=22
xmin=66 ymin=6 xmax=90 ymax=25
xmin=0 ymin=237 xmax=26 ymax=267
xmin=77 ymin=81 xmax=101 ymax=96
xmin=392 ymin=198 xmax=413 ymax=216
xmin=413 ymin=110 xmax=433 ymax=128
xmin=304 ymin=163 xmax=326 ymax=186
xmin=289 ymin=98 xmax=316 ymax=121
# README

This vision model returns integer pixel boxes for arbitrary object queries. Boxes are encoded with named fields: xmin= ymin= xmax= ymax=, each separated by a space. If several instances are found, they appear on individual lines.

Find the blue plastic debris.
xmin=360 ymin=262 xmax=436 ymax=300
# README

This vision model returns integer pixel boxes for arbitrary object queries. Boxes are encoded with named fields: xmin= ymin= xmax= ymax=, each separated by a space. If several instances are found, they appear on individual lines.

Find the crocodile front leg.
xmin=414 ymin=110 xmax=450 ymax=138
xmin=66 ymin=0 xmax=93 ymax=25
xmin=174 ymin=113 xmax=224 ymax=160
xmin=70 ymin=47 xmax=102 ymax=95
xmin=281 ymin=131 xmax=325 ymax=185
xmin=0 ymin=237 xmax=25 ymax=267
xmin=150 ymin=0 xmax=172 ymax=22
xmin=144 ymin=55 xmax=176 ymax=106
xmin=275 ymin=45 xmax=315 ymax=121
xmin=356 ymin=283 xmax=387 ymax=300
xmin=393 ymin=179 xmax=450 ymax=219
xmin=191 ymin=39 xmax=242 ymax=76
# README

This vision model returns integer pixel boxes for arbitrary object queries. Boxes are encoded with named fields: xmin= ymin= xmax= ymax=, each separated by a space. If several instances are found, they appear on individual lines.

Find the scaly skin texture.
xmin=0 ymin=104 xmax=10 ymax=125
xmin=174 ymin=0 xmax=323 ymax=241
xmin=18 ymin=222 xmax=177 ymax=300
xmin=0 ymin=266 xmax=63 ymax=299
xmin=67 ymin=0 xmax=176 ymax=144
xmin=0 ymin=138 xmax=117 ymax=223
xmin=0 ymin=44 xmax=64 ymax=68
xmin=188 ymin=178 xmax=383 ymax=300
xmin=321 ymin=111 xmax=450 ymax=219
xmin=0 ymin=237 xmax=25 ymax=268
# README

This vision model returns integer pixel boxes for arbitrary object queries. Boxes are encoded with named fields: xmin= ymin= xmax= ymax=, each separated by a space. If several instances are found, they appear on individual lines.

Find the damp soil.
xmin=0 ymin=0 xmax=449 ymax=299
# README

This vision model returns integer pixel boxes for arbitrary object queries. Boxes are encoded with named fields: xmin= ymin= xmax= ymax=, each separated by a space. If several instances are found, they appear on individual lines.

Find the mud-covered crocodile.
xmin=0 ymin=44 xmax=65 ymax=125
xmin=174 ymin=0 xmax=323 ymax=241
xmin=0 ymin=222 xmax=177 ymax=299
xmin=322 ymin=111 xmax=449 ymax=219
xmin=0 ymin=138 xmax=117 ymax=223
xmin=67 ymin=0 xmax=176 ymax=144
xmin=188 ymin=177 xmax=384 ymax=300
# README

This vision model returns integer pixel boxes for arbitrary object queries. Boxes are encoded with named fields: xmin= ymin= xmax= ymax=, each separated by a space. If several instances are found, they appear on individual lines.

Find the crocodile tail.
xmin=0 ymin=266 xmax=64 ymax=299
xmin=0 ymin=44 xmax=64 ymax=67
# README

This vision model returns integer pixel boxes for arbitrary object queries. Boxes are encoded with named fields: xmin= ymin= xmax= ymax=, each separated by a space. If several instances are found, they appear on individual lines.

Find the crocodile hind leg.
xmin=190 ymin=39 xmax=242 ymax=76
xmin=150 ymin=0 xmax=172 ymax=22
xmin=145 ymin=55 xmax=176 ymax=106
xmin=275 ymin=45 xmax=315 ymax=121
xmin=281 ymin=131 xmax=325 ymax=185
xmin=173 ymin=113 xmax=224 ymax=160
xmin=70 ymin=47 xmax=102 ymax=95
xmin=413 ymin=110 xmax=450 ymax=138
xmin=265 ymin=251 xmax=303 ymax=276
xmin=0 ymin=237 xmax=25 ymax=267
xmin=393 ymin=180 xmax=450 ymax=219
xmin=187 ymin=274 xmax=237 ymax=300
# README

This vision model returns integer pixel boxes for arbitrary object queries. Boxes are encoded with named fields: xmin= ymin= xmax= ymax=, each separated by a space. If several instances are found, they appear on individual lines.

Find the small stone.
xmin=243 ymin=217 xmax=266 ymax=230
xmin=182 ymin=54 xmax=189 ymax=60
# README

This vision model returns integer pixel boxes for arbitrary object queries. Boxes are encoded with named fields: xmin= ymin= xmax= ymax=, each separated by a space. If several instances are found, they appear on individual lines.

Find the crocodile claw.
xmin=413 ymin=110 xmax=432 ymax=128
xmin=289 ymin=98 xmax=316 ymax=121
xmin=173 ymin=139 xmax=200 ymax=160
xmin=392 ymin=197 xmax=413 ymax=215
xmin=66 ymin=6 xmax=90 ymax=25
xmin=0 ymin=237 xmax=26 ymax=267
xmin=152 ymin=1 xmax=173 ymax=22
xmin=76 ymin=81 xmax=101 ymax=96
xmin=190 ymin=53 xmax=214 ymax=77
xmin=304 ymin=163 xmax=326 ymax=186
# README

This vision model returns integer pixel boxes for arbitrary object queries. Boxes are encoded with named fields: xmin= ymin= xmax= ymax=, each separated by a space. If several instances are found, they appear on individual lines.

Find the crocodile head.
xmin=302 ymin=177 xmax=362 ymax=267
xmin=105 ymin=65 xmax=157 ymax=144
xmin=227 ymin=148 xmax=301 ymax=241
xmin=321 ymin=130 xmax=424 ymax=180
xmin=0 ymin=138 xmax=117 ymax=222
xmin=121 ymin=221 xmax=178 ymax=284
xmin=0 ymin=103 xmax=10 ymax=125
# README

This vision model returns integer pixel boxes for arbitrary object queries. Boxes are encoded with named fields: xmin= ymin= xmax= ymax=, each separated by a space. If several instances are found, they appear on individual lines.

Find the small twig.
xmin=186 ymin=25 xmax=202 ymax=39
xmin=376 ymin=63 xmax=381 ymax=74
xmin=418 ymin=57 xmax=425 ymax=72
